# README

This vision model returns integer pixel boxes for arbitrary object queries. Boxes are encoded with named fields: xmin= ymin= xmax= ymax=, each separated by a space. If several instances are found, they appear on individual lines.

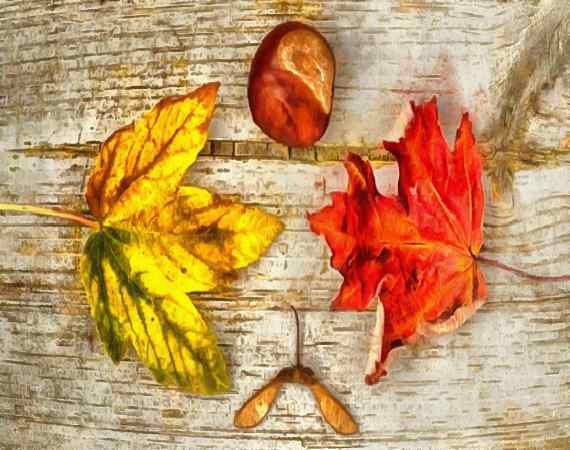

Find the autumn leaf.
xmin=309 ymin=98 xmax=486 ymax=385
xmin=81 ymin=83 xmax=283 ymax=394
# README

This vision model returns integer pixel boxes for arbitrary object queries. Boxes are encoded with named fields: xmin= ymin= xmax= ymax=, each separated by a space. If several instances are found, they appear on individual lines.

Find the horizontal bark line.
xmin=5 ymin=140 xmax=395 ymax=163
xmin=5 ymin=140 xmax=570 ymax=171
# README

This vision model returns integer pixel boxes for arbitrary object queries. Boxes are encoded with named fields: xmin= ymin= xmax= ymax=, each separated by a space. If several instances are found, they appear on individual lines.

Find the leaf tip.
xmin=382 ymin=139 xmax=400 ymax=155
xmin=458 ymin=111 xmax=474 ymax=135
xmin=364 ymin=367 xmax=386 ymax=385
xmin=200 ymin=81 xmax=221 ymax=99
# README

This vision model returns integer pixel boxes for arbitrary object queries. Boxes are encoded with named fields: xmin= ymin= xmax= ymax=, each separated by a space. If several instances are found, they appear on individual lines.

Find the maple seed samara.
xmin=248 ymin=21 xmax=336 ymax=148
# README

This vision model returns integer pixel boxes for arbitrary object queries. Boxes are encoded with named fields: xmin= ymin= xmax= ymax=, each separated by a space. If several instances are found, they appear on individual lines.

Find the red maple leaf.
xmin=309 ymin=98 xmax=487 ymax=384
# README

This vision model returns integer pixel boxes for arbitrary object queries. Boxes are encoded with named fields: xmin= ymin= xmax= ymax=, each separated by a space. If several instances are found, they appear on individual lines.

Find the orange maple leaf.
xmin=309 ymin=98 xmax=487 ymax=384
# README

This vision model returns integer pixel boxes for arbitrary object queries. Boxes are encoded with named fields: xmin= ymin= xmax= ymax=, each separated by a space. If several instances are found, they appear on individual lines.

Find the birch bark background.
xmin=1 ymin=1 xmax=570 ymax=449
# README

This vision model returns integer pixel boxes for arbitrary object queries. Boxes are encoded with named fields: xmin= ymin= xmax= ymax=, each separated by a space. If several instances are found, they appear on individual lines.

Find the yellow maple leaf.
xmin=80 ymin=83 xmax=283 ymax=394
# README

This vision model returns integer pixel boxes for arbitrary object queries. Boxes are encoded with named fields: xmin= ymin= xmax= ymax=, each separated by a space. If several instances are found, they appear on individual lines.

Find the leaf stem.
xmin=291 ymin=305 xmax=301 ymax=367
xmin=477 ymin=256 xmax=570 ymax=282
xmin=0 ymin=203 xmax=98 ymax=229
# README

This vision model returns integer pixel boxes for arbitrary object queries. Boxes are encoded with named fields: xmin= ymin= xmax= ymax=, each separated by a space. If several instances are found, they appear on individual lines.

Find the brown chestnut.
xmin=248 ymin=22 xmax=335 ymax=148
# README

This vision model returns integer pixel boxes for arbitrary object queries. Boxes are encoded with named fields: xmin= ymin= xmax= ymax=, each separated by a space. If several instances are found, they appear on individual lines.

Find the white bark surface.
xmin=1 ymin=1 xmax=570 ymax=449
xmin=1 ymin=0 xmax=569 ymax=149
xmin=0 ymin=154 xmax=569 ymax=449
